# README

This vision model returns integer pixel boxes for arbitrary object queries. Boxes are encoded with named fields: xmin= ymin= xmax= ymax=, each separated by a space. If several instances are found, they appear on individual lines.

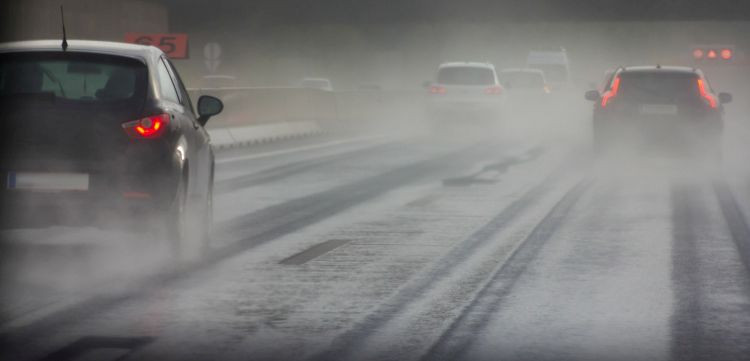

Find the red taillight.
xmin=484 ymin=85 xmax=503 ymax=95
xmin=601 ymin=76 xmax=621 ymax=108
xmin=697 ymin=79 xmax=717 ymax=108
xmin=122 ymin=114 xmax=170 ymax=139
xmin=429 ymin=85 xmax=446 ymax=94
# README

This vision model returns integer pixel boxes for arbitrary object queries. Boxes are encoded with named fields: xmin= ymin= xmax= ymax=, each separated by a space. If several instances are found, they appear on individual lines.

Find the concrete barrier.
xmin=189 ymin=87 xmax=340 ymax=128
xmin=208 ymin=121 xmax=323 ymax=150
xmin=334 ymin=89 xmax=425 ymax=128
xmin=190 ymin=86 xmax=426 ymax=150
xmin=191 ymin=87 xmax=426 ymax=128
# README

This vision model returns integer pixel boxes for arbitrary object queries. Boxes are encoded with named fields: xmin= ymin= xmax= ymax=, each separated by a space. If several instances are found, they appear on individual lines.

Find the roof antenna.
xmin=60 ymin=5 xmax=68 ymax=51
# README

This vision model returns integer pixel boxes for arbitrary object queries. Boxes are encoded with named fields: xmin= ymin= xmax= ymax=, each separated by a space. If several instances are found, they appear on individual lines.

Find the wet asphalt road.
xmin=2 ymin=121 xmax=750 ymax=361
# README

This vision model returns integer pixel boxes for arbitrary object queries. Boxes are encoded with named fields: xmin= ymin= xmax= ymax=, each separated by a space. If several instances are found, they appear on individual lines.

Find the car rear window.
xmin=499 ymin=71 xmax=545 ymax=89
xmin=618 ymin=72 xmax=701 ymax=103
xmin=437 ymin=67 xmax=495 ymax=86
xmin=0 ymin=52 xmax=147 ymax=103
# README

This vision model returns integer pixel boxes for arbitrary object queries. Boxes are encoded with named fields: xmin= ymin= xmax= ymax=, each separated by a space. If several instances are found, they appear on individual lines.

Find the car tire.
xmin=198 ymin=183 xmax=213 ymax=255
xmin=592 ymin=126 xmax=605 ymax=154
xmin=592 ymin=121 xmax=612 ymax=155
xmin=165 ymin=178 xmax=187 ymax=262
xmin=166 ymin=177 xmax=208 ymax=264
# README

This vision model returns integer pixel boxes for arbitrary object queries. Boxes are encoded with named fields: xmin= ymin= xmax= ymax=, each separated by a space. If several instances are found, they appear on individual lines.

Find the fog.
xmin=2 ymin=1 xmax=750 ymax=360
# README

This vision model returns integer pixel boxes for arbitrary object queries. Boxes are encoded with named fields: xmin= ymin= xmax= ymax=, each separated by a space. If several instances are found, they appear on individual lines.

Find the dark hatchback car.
xmin=585 ymin=66 xmax=732 ymax=157
xmin=0 ymin=40 xmax=223 ymax=260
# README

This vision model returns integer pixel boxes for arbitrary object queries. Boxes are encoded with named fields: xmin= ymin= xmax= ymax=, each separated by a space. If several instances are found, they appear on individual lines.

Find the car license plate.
xmin=6 ymin=172 xmax=89 ymax=191
xmin=639 ymin=104 xmax=678 ymax=115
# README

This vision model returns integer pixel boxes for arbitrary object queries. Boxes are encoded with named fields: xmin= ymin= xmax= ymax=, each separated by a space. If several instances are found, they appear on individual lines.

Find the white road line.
xmin=216 ymin=135 xmax=387 ymax=165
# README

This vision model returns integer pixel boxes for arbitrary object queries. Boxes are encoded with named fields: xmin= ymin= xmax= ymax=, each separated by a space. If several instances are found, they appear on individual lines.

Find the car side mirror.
xmin=585 ymin=90 xmax=601 ymax=102
xmin=197 ymin=95 xmax=223 ymax=126
xmin=719 ymin=92 xmax=732 ymax=104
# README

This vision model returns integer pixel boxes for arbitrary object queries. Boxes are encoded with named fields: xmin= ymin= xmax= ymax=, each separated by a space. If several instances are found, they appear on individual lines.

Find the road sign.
xmin=204 ymin=42 xmax=222 ymax=74
xmin=125 ymin=33 xmax=189 ymax=59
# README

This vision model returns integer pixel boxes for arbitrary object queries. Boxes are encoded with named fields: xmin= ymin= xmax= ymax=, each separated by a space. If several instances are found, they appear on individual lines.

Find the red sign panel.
xmin=125 ymin=33 xmax=189 ymax=59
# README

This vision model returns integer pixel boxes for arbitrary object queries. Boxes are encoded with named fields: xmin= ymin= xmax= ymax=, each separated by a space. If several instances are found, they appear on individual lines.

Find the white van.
xmin=526 ymin=48 xmax=570 ymax=88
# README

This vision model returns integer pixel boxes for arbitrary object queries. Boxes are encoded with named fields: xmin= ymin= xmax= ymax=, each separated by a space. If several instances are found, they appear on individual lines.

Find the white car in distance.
xmin=425 ymin=62 xmax=505 ymax=123
xmin=526 ymin=48 xmax=570 ymax=89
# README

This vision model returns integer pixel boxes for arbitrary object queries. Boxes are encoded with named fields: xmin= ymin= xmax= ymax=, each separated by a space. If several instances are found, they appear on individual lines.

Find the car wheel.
xmin=592 ymin=122 xmax=610 ymax=155
xmin=166 ymin=177 xmax=206 ymax=264
xmin=198 ymin=183 xmax=213 ymax=254
xmin=165 ymin=178 xmax=186 ymax=260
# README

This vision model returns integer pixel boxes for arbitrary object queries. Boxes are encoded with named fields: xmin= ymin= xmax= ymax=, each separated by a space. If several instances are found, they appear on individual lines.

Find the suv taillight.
xmin=697 ymin=79 xmax=717 ymax=108
xmin=601 ymin=76 xmax=620 ymax=108
xmin=122 ymin=113 xmax=170 ymax=139
xmin=484 ymin=85 xmax=503 ymax=95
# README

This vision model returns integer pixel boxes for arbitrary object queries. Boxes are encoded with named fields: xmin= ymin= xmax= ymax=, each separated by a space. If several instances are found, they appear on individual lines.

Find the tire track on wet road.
xmin=670 ymin=181 xmax=750 ymax=361
xmin=307 ymin=173 xmax=590 ymax=361
xmin=0 ymin=140 xmax=512 ymax=359
xmin=213 ymin=141 xmax=507 ymax=253
xmin=214 ymin=141 xmax=397 ymax=194
xmin=714 ymin=181 xmax=750 ymax=275
xmin=419 ymin=179 xmax=591 ymax=361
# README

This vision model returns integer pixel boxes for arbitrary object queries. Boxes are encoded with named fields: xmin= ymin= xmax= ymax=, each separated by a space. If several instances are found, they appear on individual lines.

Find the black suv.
xmin=585 ymin=66 xmax=732 ymax=157
xmin=0 ymin=40 xmax=223 ymax=260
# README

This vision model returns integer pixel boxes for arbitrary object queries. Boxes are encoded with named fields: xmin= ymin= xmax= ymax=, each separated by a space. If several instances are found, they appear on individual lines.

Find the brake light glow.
xmin=721 ymin=48 xmax=733 ymax=60
xmin=697 ymin=79 xmax=717 ymax=108
xmin=484 ymin=85 xmax=503 ymax=95
xmin=601 ymin=76 xmax=620 ymax=108
xmin=122 ymin=113 xmax=170 ymax=138
xmin=429 ymin=85 xmax=446 ymax=94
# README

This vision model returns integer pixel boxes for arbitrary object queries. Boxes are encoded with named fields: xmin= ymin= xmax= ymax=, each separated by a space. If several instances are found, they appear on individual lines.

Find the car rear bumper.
xmin=427 ymin=99 xmax=503 ymax=120
xmin=594 ymin=115 xmax=723 ymax=153
xmin=0 ymin=191 xmax=162 ymax=229
xmin=0 ymin=163 xmax=181 ymax=229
